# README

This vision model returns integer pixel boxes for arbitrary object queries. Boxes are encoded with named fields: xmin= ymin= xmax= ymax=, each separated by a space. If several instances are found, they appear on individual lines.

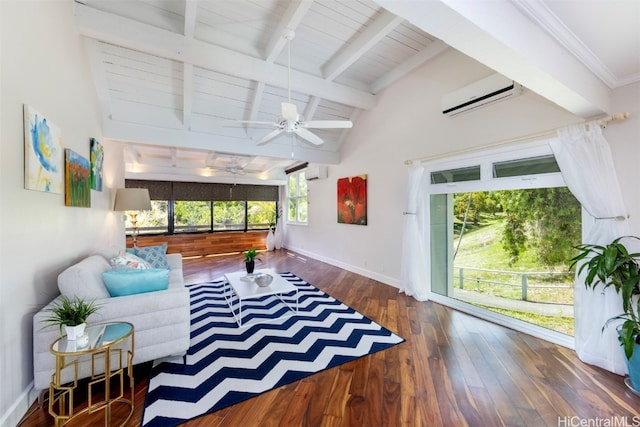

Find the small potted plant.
xmin=43 ymin=296 xmax=101 ymax=340
xmin=244 ymin=249 xmax=260 ymax=274
xmin=570 ymin=236 xmax=640 ymax=391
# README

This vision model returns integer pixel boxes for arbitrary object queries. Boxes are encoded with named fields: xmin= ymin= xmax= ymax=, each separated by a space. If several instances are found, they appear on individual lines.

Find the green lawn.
xmin=453 ymin=214 xmax=574 ymax=336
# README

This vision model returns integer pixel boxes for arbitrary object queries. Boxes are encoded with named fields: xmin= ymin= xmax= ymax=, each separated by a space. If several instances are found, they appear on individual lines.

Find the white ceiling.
xmin=74 ymin=0 xmax=640 ymax=184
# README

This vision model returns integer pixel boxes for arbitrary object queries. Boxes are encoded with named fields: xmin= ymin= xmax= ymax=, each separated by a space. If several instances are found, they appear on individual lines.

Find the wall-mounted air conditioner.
xmin=442 ymin=73 xmax=523 ymax=116
xmin=305 ymin=166 xmax=327 ymax=180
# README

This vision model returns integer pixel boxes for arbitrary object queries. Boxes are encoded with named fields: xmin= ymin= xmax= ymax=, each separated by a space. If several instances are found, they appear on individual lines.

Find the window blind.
xmin=125 ymin=180 xmax=278 ymax=202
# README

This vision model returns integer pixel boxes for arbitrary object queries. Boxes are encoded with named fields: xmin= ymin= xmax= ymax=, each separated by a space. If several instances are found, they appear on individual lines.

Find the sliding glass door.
xmin=426 ymin=141 xmax=580 ymax=346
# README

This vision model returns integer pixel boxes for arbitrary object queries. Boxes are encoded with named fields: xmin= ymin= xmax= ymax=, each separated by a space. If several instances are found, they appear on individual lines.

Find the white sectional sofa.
xmin=32 ymin=247 xmax=190 ymax=391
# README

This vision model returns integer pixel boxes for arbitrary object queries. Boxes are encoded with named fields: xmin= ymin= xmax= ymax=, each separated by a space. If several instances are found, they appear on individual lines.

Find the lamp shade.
xmin=114 ymin=188 xmax=152 ymax=211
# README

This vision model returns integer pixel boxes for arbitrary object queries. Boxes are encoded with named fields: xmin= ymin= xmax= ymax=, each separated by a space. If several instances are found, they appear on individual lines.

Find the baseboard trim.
xmin=1 ymin=382 xmax=38 ymax=427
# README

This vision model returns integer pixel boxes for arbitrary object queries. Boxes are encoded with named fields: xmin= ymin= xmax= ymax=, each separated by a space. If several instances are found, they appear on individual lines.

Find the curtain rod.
xmin=404 ymin=112 xmax=630 ymax=165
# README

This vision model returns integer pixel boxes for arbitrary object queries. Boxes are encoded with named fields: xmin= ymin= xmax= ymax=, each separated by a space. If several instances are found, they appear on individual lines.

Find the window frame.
xmin=124 ymin=181 xmax=279 ymax=236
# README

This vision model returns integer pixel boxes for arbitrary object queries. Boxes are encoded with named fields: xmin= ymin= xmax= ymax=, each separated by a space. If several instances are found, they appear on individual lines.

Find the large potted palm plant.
xmin=570 ymin=236 xmax=640 ymax=392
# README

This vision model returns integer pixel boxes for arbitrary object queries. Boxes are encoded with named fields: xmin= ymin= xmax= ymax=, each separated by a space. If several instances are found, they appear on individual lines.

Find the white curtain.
xmin=399 ymin=165 xmax=429 ymax=301
xmin=550 ymin=123 xmax=629 ymax=374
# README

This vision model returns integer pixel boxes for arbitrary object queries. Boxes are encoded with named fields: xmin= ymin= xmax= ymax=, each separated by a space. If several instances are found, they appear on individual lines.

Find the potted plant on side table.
xmin=43 ymin=296 xmax=101 ymax=341
xmin=570 ymin=236 xmax=640 ymax=393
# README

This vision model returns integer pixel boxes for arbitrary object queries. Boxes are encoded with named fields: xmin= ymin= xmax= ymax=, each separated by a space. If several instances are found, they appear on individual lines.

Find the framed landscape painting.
xmin=23 ymin=105 xmax=64 ymax=193
xmin=90 ymin=138 xmax=104 ymax=191
xmin=337 ymin=174 xmax=367 ymax=225
xmin=65 ymin=149 xmax=91 ymax=207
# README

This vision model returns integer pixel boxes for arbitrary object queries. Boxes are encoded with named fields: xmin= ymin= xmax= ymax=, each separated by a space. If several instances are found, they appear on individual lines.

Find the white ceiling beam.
xmin=183 ymin=0 xmax=197 ymax=38
xmin=374 ymin=0 xmax=611 ymax=117
xmin=262 ymin=159 xmax=294 ymax=175
xmin=370 ymin=40 xmax=449 ymax=94
xmin=123 ymin=144 xmax=141 ymax=164
xmin=264 ymin=0 xmax=314 ymax=63
xmin=246 ymin=81 xmax=265 ymax=138
xmin=170 ymin=147 xmax=177 ymax=167
xmin=323 ymin=10 xmax=404 ymax=81
xmin=514 ymin=0 xmax=623 ymax=89
xmin=75 ymin=3 xmax=376 ymax=110
xmin=204 ymin=151 xmax=217 ymax=166
xmin=303 ymin=96 xmax=320 ymax=121
xmin=125 ymin=168 xmax=287 ymax=186
xmin=103 ymin=119 xmax=341 ymax=164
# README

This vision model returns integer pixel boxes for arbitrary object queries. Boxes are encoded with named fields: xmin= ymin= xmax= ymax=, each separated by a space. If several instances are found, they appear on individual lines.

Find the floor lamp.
xmin=114 ymin=188 xmax=152 ymax=248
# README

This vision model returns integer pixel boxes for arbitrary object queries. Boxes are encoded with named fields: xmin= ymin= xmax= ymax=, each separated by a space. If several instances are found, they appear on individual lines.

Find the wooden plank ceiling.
xmin=76 ymin=0 xmax=445 ymax=183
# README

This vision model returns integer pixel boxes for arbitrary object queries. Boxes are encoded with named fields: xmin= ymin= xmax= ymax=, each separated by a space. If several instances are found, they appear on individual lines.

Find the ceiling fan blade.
xmin=281 ymin=102 xmax=298 ymax=122
xmin=294 ymin=128 xmax=324 ymax=145
xmin=302 ymin=120 xmax=353 ymax=129
xmin=256 ymin=128 xmax=284 ymax=145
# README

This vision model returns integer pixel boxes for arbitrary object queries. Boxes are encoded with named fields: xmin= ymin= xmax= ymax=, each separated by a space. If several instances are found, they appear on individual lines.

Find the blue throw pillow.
xmin=102 ymin=269 xmax=169 ymax=297
xmin=127 ymin=244 xmax=171 ymax=269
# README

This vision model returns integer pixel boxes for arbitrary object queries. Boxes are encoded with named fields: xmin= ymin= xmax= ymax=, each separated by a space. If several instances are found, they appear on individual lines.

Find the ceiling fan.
xmin=241 ymin=29 xmax=353 ymax=146
xmin=207 ymin=156 xmax=249 ymax=175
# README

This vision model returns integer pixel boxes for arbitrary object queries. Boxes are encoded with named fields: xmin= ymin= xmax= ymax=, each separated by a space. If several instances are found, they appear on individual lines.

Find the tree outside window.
xmin=174 ymin=201 xmax=211 ymax=233
xmin=129 ymin=200 xmax=168 ymax=234
xmin=213 ymin=201 xmax=245 ymax=231
xmin=288 ymin=171 xmax=307 ymax=224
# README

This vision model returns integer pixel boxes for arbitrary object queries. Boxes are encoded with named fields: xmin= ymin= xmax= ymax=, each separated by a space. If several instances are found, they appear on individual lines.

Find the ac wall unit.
xmin=305 ymin=166 xmax=327 ymax=180
xmin=442 ymin=73 xmax=523 ymax=116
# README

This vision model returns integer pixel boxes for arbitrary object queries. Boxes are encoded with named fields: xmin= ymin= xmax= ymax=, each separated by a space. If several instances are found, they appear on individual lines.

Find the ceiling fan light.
xmin=281 ymin=102 xmax=298 ymax=121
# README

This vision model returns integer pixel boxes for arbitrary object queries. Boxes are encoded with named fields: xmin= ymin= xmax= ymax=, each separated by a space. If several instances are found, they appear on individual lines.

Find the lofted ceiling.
xmin=74 ymin=0 xmax=640 ymax=184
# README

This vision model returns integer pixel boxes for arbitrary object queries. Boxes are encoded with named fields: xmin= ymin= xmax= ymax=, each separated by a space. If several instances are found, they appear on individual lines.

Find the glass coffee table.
xmin=49 ymin=322 xmax=134 ymax=426
xmin=224 ymin=268 xmax=299 ymax=327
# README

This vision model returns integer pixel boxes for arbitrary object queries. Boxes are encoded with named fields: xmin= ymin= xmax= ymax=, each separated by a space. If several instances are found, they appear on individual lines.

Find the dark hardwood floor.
xmin=20 ymin=249 xmax=639 ymax=426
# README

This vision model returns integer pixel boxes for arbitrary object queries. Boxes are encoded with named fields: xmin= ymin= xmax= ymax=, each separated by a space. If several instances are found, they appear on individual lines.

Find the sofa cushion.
xmin=102 ymin=268 xmax=170 ymax=297
xmin=110 ymin=253 xmax=151 ymax=270
xmin=58 ymin=255 xmax=111 ymax=300
xmin=127 ymin=244 xmax=171 ymax=269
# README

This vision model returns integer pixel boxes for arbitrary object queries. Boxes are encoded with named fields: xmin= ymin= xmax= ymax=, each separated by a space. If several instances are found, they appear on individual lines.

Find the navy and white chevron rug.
xmin=141 ymin=272 xmax=404 ymax=427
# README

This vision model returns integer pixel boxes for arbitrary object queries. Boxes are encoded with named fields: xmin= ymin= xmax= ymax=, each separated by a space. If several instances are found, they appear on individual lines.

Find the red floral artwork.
xmin=337 ymin=175 xmax=367 ymax=225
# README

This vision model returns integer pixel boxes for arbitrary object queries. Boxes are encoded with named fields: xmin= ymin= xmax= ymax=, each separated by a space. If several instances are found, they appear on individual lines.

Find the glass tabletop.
xmin=51 ymin=322 xmax=133 ymax=355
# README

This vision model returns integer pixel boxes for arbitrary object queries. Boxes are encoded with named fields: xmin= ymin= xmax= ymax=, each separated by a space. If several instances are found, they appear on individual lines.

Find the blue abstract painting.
xmin=23 ymin=105 xmax=63 ymax=193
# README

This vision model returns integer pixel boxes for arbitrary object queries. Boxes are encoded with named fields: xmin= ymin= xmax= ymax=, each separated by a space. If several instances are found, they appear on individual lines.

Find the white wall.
xmin=285 ymin=49 xmax=639 ymax=288
xmin=0 ymin=2 xmax=124 ymax=425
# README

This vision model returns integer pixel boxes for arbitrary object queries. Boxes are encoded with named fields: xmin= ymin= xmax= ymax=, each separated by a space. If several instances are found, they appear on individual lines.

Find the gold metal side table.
xmin=49 ymin=322 xmax=134 ymax=426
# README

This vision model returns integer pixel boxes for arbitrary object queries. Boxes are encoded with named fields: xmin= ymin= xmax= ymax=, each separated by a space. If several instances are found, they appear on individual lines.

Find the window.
xmin=132 ymin=200 xmax=168 ymax=234
xmin=213 ymin=201 xmax=246 ymax=231
xmin=124 ymin=180 xmax=279 ymax=234
xmin=431 ymin=165 xmax=481 ymax=184
xmin=247 ymin=201 xmax=277 ymax=230
xmin=493 ymin=155 xmax=560 ymax=178
xmin=287 ymin=171 xmax=308 ymax=224
xmin=174 ymin=201 xmax=211 ymax=233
